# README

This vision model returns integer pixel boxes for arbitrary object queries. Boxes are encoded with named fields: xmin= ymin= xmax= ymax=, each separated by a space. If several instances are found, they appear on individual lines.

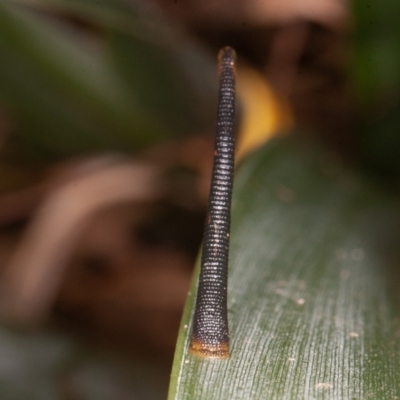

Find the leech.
xmin=189 ymin=46 xmax=236 ymax=359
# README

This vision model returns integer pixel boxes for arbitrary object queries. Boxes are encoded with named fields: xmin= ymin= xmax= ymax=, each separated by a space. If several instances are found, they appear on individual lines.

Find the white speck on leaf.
xmin=315 ymin=383 xmax=332 ymax=389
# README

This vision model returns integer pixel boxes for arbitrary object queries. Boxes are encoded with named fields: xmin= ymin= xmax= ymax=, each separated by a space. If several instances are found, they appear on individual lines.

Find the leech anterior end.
xmin=189 ymin=46 xmax=236 ymax=360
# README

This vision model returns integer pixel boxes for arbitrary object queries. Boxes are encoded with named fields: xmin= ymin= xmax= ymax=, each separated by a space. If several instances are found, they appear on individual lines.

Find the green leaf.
xmin=169 ymin=136 xmax=400 ymax=399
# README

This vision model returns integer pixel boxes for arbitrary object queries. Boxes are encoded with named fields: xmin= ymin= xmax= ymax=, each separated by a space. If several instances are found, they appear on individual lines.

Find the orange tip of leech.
xmin=189 ymin=339 xmax=230 ymax=359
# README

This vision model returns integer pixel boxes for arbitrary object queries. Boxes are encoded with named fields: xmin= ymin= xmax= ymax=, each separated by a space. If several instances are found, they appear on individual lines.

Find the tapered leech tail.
xmin=189 ymin=46 xmax=236 ymax=359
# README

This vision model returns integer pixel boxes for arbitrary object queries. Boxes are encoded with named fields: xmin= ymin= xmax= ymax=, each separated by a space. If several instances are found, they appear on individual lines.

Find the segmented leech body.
xmin=189 ymin=46 xmax=236 ymax=359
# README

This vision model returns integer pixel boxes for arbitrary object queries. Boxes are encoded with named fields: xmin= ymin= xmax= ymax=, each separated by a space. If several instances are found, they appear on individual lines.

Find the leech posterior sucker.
xmin=189 ymin=46 xmax=236 ymax=359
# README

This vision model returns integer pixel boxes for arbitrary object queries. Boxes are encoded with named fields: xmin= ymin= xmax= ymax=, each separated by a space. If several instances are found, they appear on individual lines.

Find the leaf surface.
xmin=169 ymin=136 xmax=400 ymax=399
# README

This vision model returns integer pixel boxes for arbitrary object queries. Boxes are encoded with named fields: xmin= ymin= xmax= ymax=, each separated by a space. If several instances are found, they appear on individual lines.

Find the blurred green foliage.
xmin=352 ymin=0 xmax=400 ymax=103
xmin=0 ymin=0 xmax=217 ymax=161
xmin=0 ymin=326 xmax=169 ymax=400
xmin=352 ymin=0 xmax=400 ymax=181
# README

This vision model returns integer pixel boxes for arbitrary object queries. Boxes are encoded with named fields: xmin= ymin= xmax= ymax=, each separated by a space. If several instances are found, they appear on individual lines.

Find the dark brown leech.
xmin=189 ymin=46 xmax=236 ymax=359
